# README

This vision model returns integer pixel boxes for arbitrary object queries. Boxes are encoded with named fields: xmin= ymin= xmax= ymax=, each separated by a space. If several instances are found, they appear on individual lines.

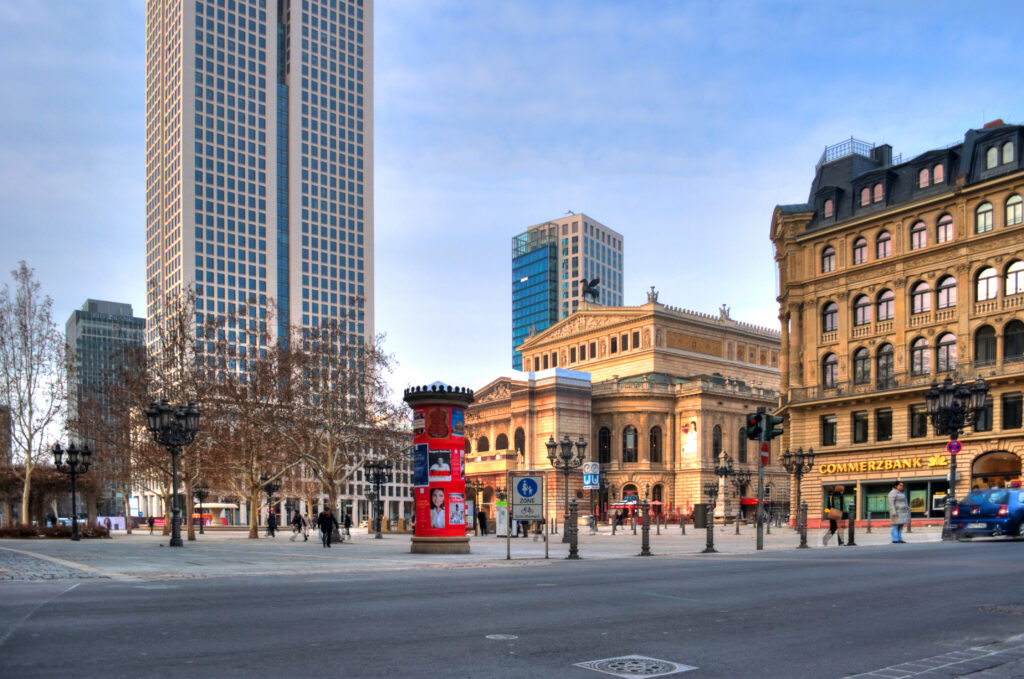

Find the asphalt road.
xmin=3 ymin=540 xmax=1024 ymax=678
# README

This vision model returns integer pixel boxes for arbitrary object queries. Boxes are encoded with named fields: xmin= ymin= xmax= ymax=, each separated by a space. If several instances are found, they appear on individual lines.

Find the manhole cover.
xmin=979 ymin=603 xmax=1024 ymax=615
xmin=575 ymin=655 xmax=697 ymax=677
xmin=485 ymin=634 xmax=519 ymax=640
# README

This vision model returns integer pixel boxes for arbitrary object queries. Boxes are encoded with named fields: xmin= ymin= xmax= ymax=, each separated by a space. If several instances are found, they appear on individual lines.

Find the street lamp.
xmin=925 ymin=375 xmax=989 ymax=540
xmin=53 ymin=443 xmax=91 ymax=541
xmin=363 ymin=458 xmax=393 ymax=539
xmin=547 ymin=434 xmax=587 ymax=543
xmin=145 ymin=399 xmax=200 ymax=547
xmin=193 ymin=482 xmax=210 ymax=535
xmin=702 ymin=481 xmax=719 ymax=553
xmin=781 ymin=447 xmax=815 ymax=548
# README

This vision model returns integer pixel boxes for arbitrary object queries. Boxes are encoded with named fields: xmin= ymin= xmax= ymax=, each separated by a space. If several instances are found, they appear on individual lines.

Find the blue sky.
xmin=1 ymin=1 xmax=1022 ymax=396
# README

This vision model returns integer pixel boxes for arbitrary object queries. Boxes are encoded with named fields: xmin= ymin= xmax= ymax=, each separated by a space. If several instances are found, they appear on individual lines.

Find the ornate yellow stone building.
xmin=465 ymin=292 xmax=784 ymax=524
xmin=772 ymin=122 xmax=1024 ymax=527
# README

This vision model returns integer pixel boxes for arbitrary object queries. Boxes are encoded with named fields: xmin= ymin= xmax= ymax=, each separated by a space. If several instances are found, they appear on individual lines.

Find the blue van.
xmin=950 ymin=488 xmax=1024 ymax=538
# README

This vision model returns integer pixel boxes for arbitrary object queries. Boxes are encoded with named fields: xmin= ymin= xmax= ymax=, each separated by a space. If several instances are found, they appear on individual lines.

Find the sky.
xmin=1 ymin=1 xmax=1023 ymax=399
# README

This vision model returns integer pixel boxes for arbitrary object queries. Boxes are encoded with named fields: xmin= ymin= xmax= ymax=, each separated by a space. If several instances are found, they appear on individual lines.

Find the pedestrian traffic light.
xmin=765 ymin=413 xmax=784 ymax=441
xmin=745 ymin=412 xmax=762 ymax=440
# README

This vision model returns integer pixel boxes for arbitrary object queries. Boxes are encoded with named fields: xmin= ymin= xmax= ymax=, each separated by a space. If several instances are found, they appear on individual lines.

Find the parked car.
xmin=950 ymin=488 xmax=1024 ymax=538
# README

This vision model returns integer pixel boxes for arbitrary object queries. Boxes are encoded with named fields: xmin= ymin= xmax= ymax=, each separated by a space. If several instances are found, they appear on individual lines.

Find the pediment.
xmin=522 ymin=312 xmax=643 ymax=348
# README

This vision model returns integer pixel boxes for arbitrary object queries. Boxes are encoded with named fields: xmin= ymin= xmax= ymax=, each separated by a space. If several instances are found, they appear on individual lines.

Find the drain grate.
xmin=574 ymin=655 xmax=696 ymax=678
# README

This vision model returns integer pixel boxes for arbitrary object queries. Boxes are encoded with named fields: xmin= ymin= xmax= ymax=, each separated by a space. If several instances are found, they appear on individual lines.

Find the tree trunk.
xmin=248 ymin=490 xmax=261 ymax=539
xmin=1 ymin=498 xmax=12 ymax=527
xmin=19 ymin=467 xmax=32 ymax=526
xmin=326 ymin=483 xmax=343 ymax=543
xmin=122 ymin=493 xmax=133 ymax=535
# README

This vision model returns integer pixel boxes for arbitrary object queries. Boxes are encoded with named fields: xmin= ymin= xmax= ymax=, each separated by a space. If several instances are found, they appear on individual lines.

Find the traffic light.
xmin=745 ymin=412 xmax=763 ymax=440
xmin=765 ymin=413 xmax=784 ymax=441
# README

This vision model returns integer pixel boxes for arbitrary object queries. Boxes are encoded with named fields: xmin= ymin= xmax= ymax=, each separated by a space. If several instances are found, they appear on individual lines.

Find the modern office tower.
xmin=511 ymin=213 xmax=624 ymax=370
xmin=65 ymin=300 xmax=146 ymax=434
xmin=145 ymin=0 xmax=373 ymax=361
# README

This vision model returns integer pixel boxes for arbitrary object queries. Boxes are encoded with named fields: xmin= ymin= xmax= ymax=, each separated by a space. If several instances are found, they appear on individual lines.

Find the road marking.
xmin=643 ymin=592 xmax=699 ymax=602
xmin=486 ymin=634 xmax=519 ymax=640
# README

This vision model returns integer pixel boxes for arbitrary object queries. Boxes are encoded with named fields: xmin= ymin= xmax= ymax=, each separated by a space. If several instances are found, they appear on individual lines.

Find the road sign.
xmin=582 ymin=462 xmax=600 ymax=490
xmin=760 ymin=441 xmax=770 ymax=467
xmin=511 ymin=475 xmax=543 ymax=520
xmin=947 ymin=440 xmax=962 ymax=454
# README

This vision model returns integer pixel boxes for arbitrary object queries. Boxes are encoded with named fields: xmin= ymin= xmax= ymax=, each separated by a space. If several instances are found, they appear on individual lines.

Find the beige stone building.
xmin=772 ymin=122 xmax=1024 ymax=527
xmin=465 ymin=292 xmax=784 ymax=525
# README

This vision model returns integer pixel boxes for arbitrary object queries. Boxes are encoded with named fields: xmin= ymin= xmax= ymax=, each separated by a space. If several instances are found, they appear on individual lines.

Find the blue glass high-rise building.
xmin=512 ymin=213 xmax=624 ymax=370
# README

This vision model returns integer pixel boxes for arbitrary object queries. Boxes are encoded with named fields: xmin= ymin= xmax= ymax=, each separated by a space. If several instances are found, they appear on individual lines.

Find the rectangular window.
xmin=542 ymin=354 xmax=548 ymax=370
xmin=976 ymin=398 xmax=994 ymax=431
xmin=1002 ymin=394 xmax=1022 ymax=430
xmin=876 ymin=409 xmax=892 ymax=442
xmin=551 ymin=352 xmax=557 ymax=368
xmin=533 ymin=357 xmax=540 ymax=371
xmin=621 ymin=334 xmax=629 ymax=351
xmin=852 ymin=411 xmax=868 ymax=444
xmin=821 ymin=415 xmax=837 ymax=446
xmin=909 ymin=405 xmax=929 ymax=438
xmin=570 ymin=347 xmax=577 ymax=363
xmin=579 ymin=345 xmax=586 ymax=361
xmin=632 ymin=331 xmax=640 ymax=349
xmin=590 ymin=341 xmax=596 ymax=358
xmin=610 ymin=337 xmax=617 ymax=354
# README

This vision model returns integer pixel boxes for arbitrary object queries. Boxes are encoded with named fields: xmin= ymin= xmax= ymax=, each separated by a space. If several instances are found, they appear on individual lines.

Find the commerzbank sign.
xmin=818 ymin=454 xmax=948 ymax=475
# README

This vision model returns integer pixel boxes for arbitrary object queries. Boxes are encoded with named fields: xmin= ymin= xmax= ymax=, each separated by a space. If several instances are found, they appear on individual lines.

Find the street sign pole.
xmin=544 ymin=471 xmax=549 ymax=560
xmin=506 ymin=470 xmax=511 ymax=561
xmin=756 ymin=416 xmax=767 ymax=551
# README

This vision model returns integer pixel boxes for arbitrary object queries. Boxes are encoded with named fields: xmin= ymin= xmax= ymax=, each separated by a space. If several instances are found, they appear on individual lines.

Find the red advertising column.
xmin=404 ymin=383 xmax=474 ymax=554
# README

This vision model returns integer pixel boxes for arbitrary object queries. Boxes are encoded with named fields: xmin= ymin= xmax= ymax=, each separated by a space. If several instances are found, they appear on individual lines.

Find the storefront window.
xmin=863 ymin=480 xmax=948 ymax=519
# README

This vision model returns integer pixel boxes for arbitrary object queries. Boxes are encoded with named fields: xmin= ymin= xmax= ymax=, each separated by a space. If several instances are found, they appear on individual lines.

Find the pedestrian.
xmin=343 ymin=512 xmax=352 ymax=539
xmin=302 ymin=513 xmax=311 ymax=541
xmin=589 ymin=513 xmax=598 ymax=535
xmin=148 ymin=516 xmax=155 ymax=535
xmin=888 ymin=481 xmax=911 ymax=543
xmin=266 ymin=511 xmax=278 ymax=537
xmin=104 ymin=517 xmax=112 ymax=532
xmin=317 ymin=508 xmax=339 ymax=548
xmin=822 ymin=485 xmax=845 ymax=546
xmin=477 ymin=510 xmax=488 ymax=536
xmin=290 ymin=510 xmax=307 ymax=542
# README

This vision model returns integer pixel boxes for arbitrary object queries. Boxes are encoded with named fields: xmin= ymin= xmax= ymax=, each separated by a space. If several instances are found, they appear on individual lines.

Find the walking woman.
xmin=822 ymin=485 xmax=845 ymax=546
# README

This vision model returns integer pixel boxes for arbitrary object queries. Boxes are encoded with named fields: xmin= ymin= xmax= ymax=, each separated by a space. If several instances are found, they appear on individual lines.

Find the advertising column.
xmin=404 ymin=383 xmax=474 ymax=554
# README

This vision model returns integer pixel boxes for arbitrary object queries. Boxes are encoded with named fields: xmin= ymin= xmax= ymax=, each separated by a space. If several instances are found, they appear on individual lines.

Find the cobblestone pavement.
xmin=846 ymin=635 xmax=1024 ymax=678
xmin=0 ymin=547 xmax=108 ymax=580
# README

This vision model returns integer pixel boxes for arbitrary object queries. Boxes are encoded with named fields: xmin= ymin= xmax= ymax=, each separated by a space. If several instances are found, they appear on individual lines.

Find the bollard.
xmin=632 ymin=513 xmax=637 ymax=535
xmin=656 ymin=512 xmax=661 ymax=536
xmin=906 ymin=515 xmax=912 ymax=533
xmin=797 ymin=500 xmax=809 ymax=549
xmin=735 ymin=506 xmax=742 ymax=535
xmin=866 ymin=510 xmax=872 ymax=533
xmin=553 ymin=516 xmax=558 ymax=535
xmin=703 ymin=503 xmax=717 ymax=553
xmin=680 ymin=514 xmax=686 ymax=535
xmin=846 ymin=500 xmax=857 ymax=546
xmin=639 ymin=502 xmax=652 ymax=556
xmin=566 ymin=501 xmax=580 ymax=560
xmin=765 ymin=509 xmax=771 ymax=535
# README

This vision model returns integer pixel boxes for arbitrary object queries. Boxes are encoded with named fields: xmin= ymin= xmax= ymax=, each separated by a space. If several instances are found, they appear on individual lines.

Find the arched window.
xmin=465 ymin=439 xmax=473 ymax=455
xmin=986 ymin=147 xmax=999 ymax=169
xmin=622 ymin=425 xmax=638 ymax=463
xmin=652 ymin=485 xmax=663 ymax=503
xmin=598 ymin=427 xmax=611 ymax=464
xmin=910 ymin=281 xmax=931 ymax=314
xmin=1006 ymin=195 xmax=1022 ymax=227
xmin=1005 ymin=320 xmax=1024 ymax=362
xmin=823 ymin=199 xmax=834 ymax=218
xmin=937 ymin=214 xmax=953 ymax=244
xmin=910 ymin=337 xmax=931 ymax=376
xmin=933 ymin=164 xmax=944 ymax=183
xmin=877 ymin=289 xmax=895 ymax=321
xmin=852 ymin=237 xmax=867 ymax=264
xmin=873 ymin=183 xmax=884 ymax=202
xmin=712 ymin=425 xmax=722 ymax=458
xmin=514 ymin=428 xmax=526 ymax=455
xmin=821 ymin=246 xmax=836 ymax=273
xmin=737 ymin=427 xmax=747 ymax=463
xmin=853 ymin=347 xmax=870 ymax=384
xmin=649 ymin=426 xmax=662 ymax=464
xmin=975 ymin=325 xmax=997 ymax=365
xmin=910 ymin=221 xmax=927 ymax=250
xmin=937 ymin=275 xmax=957 ymax=309
xmin=877 ymin=343 xmax=894 ymax=387
xmin=976 ymin=202 xmax=994 ymax=233
xmin=853 ymin=294 xmax=871 ymax=326
xmin=822 ymin=302 xmax=838 ymax=332
xmin=477 ymin=436 xmax=490 ymax=452
xmin=972 ymin=451 xmax=1021 ymax=486
xmin=1006 ymin=261 xmax=1024 ymax=296
xmin=918 ymin=167 xmax=930 ymax=188
xmin=1003 ymin=141 xmax=1015 ymax=164
xmin=495 ymin=433 xmax=509 ymax=450
xmin=937 ymin=333 xmax=957 ymax=373
xmin=876 ymin=231 xmax=892 ymax=259
xmin=977 ymin=267 xmax=998 ymax=301
xmin=822 ymin=353 xmax=838 ymax=388
xmin=860 ymin=187 xmax=871 ymax=206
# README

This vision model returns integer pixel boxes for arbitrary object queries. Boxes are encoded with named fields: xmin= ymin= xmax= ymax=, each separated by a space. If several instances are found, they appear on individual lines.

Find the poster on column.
xmin=412 ymin=444 xmax=429 ymax=486
xmin=428 ymin=450 xmax=452 ymax=483
xmin=448 ymin=493 xmax=466 ymax=526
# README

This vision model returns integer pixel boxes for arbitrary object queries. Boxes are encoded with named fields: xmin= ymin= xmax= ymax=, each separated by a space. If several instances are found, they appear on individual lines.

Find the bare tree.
xmin=0 ymin=262 xmax=66 ymax=525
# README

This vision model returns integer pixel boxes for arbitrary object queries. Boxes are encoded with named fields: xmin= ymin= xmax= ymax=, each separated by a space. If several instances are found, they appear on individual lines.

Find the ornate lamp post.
xmin=781 ymin=447 xmax=815 ymax=548
xmin=53 ymin=443 xmax=91 ymax=541
xmin=925 ymin=376 xmax=989 ymax=540
xmin=702 ymin=481 xmax=719 ymax=553
xmin=193 ymin=482 xmax=209 ymax=535
xmin=145 ymin=400 xmax=200 ymax=547
xmin=364 ymin=458 xmax=393 ymax=539
xmin=546 ymin=434 xmax=587 ymax=543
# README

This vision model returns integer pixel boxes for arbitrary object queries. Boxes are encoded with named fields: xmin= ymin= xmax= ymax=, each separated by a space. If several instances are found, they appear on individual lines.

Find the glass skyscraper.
xmin=145 ymin=0 xmax=373 ymax=360
xmin=511 ymin=213 xmax=624 ymax=370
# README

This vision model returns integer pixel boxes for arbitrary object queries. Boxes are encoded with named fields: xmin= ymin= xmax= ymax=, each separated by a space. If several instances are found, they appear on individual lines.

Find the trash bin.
xmin=692 ymin=503 xmax=708 ymax=529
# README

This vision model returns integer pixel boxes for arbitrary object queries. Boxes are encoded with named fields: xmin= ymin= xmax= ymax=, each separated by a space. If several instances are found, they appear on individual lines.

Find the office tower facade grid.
xmin=145 ymin=0 xmax=373 ymax=362
xmin=511 ymin=213 xmax=623 ymax=370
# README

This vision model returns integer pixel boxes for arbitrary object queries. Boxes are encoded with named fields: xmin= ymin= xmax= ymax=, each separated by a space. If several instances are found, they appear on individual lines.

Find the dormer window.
xmin=823 ymin=198 xmax=834 ymax=218
xmin=860 ymin=187 xmax=871 ymax=206
xmin=1004 ymin=141 xmax=1015 ymax=164
xmin=918 ymin=168 xmax=930 ymax=188
xmin=986 ymin=147 xmax=999 ymax=169
xmin=873 ymin=183 xmax=884 ymax=203
xmin=933 ymin=164 xmax=944 ymax=183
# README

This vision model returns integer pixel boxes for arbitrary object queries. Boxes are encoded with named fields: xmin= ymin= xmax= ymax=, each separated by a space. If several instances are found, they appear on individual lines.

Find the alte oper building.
xmin=464 ymin=291 xmax=782 ymax=525
xmin=772 ymin=121 xmax=1024 ymax=527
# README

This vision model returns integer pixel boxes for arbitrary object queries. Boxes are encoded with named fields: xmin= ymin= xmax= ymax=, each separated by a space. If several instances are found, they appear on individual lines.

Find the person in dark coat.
xmin=477 ymin=510 xmax=488 ymax=536
xmin=822 ymin=485 xmax=845 ymax=546
xmin=343 ymin=512 xmax=352 ymax=538
xmin=317 ymin=508 xmax=339 ymax=548
xmin=266 ymin=511 xmax=278 ymax=537
xmin=147 ymin=516 xmax=155 ymax=535
xmin=290 ymin=511 xmax=307 ymax=542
